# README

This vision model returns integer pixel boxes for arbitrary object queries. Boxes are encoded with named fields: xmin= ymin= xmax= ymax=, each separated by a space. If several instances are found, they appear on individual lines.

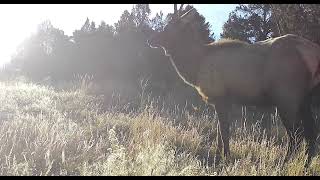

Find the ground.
xmin=0 ymin=79 xmax=319 ymax=176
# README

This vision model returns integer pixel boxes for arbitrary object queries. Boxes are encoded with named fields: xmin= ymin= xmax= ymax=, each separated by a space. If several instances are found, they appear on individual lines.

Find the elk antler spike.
xmin=178 ymin=4 xmax=184 ymax=16
xmin=174 ymin=4 xmax=178 ymax=19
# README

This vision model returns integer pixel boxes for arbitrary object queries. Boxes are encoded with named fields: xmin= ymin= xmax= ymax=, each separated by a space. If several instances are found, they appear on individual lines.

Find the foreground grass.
xmin=0 ymin=80 xmax=319 ymax=176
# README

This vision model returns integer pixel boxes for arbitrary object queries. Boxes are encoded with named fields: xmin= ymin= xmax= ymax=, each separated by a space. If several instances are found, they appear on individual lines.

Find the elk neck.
xmin=166 ymin=41 xmax=207 ymax=87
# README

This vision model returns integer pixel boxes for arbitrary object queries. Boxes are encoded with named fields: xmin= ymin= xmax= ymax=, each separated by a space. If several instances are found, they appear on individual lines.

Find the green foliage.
xmin=221 ymin=4 xmax=275 ymax=43
xmin=151 ymin=11 xmax=165 ymax=32
xmin=168 ymin=5 xmax=214 ymax=43
xmin=5 ymin=4 xmax=320 ymax=120
xmin=222 ymin=4 xmax=320 ymax=46
xmin=4 ymin=4 xmax=213 ymax=112
xmin=271 ymin=4 xmax=320 ymax=45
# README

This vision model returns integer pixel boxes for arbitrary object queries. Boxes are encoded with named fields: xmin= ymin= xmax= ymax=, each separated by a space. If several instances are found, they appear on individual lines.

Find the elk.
xmin=148 ymin=5 xmax=320 ymax=166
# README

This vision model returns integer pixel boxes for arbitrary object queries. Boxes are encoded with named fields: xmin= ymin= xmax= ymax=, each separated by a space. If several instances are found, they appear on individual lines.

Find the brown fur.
xmin=205 ymin=38 xmax=249 ymax=49
xmin=148 ymin=8 xmax=320 ymax=166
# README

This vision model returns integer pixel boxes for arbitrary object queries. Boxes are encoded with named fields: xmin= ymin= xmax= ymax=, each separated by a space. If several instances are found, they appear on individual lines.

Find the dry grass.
xmin=0 ymin=79 xmax=319 ymax=176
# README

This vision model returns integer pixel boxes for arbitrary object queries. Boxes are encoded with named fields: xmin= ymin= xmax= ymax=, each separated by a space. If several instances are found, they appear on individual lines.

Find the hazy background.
xmin=0 ymin=4 xmax=237 ymax=66
xmin=0 ymin=4 xmax=320 ymax=175
xmin=1 ymin=4 xmax=319 ymax=115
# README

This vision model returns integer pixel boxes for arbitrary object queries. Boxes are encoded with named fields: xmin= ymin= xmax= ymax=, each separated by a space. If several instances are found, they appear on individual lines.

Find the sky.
xmin=0 ymin=4 xmax=237 ymax=66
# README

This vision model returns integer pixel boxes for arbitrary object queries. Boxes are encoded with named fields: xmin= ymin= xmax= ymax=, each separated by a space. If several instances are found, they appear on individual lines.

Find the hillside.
xmin=0 ymin=80 xmax=319 ymax=175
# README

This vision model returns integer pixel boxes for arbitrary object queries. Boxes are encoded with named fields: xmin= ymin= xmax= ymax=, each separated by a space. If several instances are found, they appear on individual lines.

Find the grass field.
xmin=0 ymin=79 xmax=319 ymax=176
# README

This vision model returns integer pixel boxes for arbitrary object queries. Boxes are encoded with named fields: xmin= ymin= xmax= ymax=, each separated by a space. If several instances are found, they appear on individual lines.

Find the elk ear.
xmin=179 ymin=8 xmax=197 ymax=25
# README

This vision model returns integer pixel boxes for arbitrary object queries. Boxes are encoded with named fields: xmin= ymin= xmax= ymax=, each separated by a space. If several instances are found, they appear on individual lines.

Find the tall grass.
xmin=0 ymin=79 xmax=319 ymax=175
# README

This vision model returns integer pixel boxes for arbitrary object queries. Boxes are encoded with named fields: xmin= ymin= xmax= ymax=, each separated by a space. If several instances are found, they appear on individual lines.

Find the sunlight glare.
xmin=0 ymin=4 xmax=236 ymax=67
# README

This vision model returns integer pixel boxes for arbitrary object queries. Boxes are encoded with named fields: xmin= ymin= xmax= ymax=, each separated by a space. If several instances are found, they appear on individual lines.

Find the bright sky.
xmin=0 ymin=4 xmax=237 ymax=66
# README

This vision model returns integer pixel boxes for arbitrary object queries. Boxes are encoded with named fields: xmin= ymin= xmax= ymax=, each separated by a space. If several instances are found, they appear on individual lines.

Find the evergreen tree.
xmin=221 ymin=4 xmax=275 ymax=43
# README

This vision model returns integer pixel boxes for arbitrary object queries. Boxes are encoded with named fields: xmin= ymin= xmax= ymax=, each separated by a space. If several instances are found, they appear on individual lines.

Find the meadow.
xmin=0 ymin=78 xmax=319 ymax=176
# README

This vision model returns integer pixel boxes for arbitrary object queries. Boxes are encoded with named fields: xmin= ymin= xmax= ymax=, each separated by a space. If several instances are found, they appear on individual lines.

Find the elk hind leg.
xmin=300 ymin=95 xmax=317 ymax=167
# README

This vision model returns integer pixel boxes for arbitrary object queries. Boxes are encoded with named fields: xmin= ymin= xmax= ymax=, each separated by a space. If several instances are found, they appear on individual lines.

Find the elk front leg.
xmin=214 ymin=101 xmax=232 ymax=162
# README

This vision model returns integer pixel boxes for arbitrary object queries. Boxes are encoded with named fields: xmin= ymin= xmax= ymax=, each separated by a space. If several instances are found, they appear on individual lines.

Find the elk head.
xmin=147 ymin=5 xmax=198 ymax=54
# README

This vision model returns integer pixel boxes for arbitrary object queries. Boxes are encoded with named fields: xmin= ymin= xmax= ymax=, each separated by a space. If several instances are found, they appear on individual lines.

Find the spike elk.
xmin=148 ymin=5 xmax=320 ymax=166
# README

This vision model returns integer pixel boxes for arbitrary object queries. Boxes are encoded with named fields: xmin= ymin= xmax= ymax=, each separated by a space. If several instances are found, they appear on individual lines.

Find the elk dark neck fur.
xmin=166 ymin=41 xmax=206 ymax=87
